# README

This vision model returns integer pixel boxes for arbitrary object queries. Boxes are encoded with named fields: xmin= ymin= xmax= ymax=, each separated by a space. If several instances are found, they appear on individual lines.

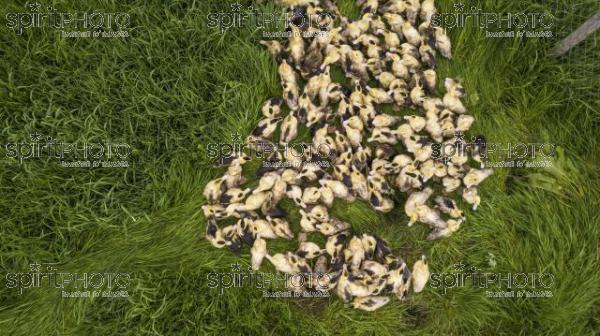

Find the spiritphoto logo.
xmin=4 ymin=262 xmax=131 ymax=297
xmin=207 ymin=133 xmax=333 ymax=169
xmin=4 ymin=132 xmax=131 ymax=168
xmin=432 ymin=2 xmax=554 ymax=38
xmin=206 ymin=262 xmax=331 ymax=298
xmin=5 ymin=2 xmax=131 ymax=37
xmin=431 ymin=132 xmax=556 ymax=168
xmin=206 ymin=2 xmax=334 ymax=34
xmin=429 ymin=261 xmax=555 ymax=297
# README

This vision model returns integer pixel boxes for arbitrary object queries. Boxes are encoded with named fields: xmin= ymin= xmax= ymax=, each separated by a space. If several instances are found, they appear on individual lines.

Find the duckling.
xmin=336 ymin=265 xmax=352 ymax=302
xmin=402 ymin=21 xmax=422 ymax=46
xmin=405 ymin=0 xmax=421 ymax=25
xmin=326 ymin=232 xmax=348 ymax=257
xmin=382 ymin=0 xmax=408 ymax=15
xmin=443 ymin=90 xmax=466 ymax=114
xmin=288 ymin=253 xmax=312 ymax=274
xmin=358 ymin=0 xmax=379 ymax=13
xmin=463 ymin=168 xmax=493 ymax=188
xmin=266 ymin=252 xmax=296 ymax=273
xmin=409 ymin=80 xmax=425 ymax=106
xmin=251 ymin=237 xmax=267 ymax=270
xmin=244 ymin=191 xmax=273 ymax=211
xmin=368 ymin=127 xmax=398 ymax=145
xmin=379 ymin=29 xmax=401 ymax=51
xmin=334 ymin=130 xmax=352 ymax=153
xmin=361 ymin=234 xmax=378 ymax=259
xmin=219 ymin=187 xmax=251 ymax=205
xmin=366 ymin=85 xmax=393 ymax=104
xmin=371 ymin=114 xmax=400 ymax=128
xmin=395 ymin=163 xmax=424 ymax=191
xmin=422 ymin=69 xmax=437 ymax=93
xmin=366 ymin=57 xmax=386 ymax=76
xmin=427 ymin=218 xmax=463 ymax=240
xmin=442 ymin=176 xmax=461 ymax=193
xmin=346 ymin=236 xmax=366 ymax=271
xmin=321 ymin=44 xmax=342 ymax=70
xmin=462 ymin=187 xmax=481 ymax=210
xmin=404 ymin=115 xmax=426 ymax=132
xmin=254 ymin=173 xmax=280 ymax=194
xmin=288 ymin=25 xmax=305 ymax=66
xmin=352 ymin=296 xmax=390 ymax=311
xmin=383 ymin=12 xmax=404 ymax=32
xmin=346 ymin=49 xmax=370 ymax=81
xmin=434 ymin=27 xmax=452 ymax=59
xmin=420 ymin=0 xmax=437 ymax=22
xmin=402 ymin=52 xmax=421 ymax=73
xmin=367 ymin=171 xmax=393 ymax=194
xmin=203 ymin=177 xmax=226 ymax=204
xmin=351 ymin=165 xmax=369 ymax=199
xmin=278 ymin=59 xmax=297 ymax=85
xmin=319 ymin=178 xmax=355 ymax=201
xmin=252 ymin=218 xmax=278 ymax=239
xmin=386 ymin=52 xmax=410 ymax=80
xmin=375 ymin=72 xmax=397 ymax=89
xmin=280 ymin=113 xmax=299 ymax=144
xmin=267 ymin=216 xmax=294 ymax=240
xmin=418 ymin=159 xmax=436 ymax=181
xmin=369 ymin=189 xmax=394 ymax=212
xmin=411 ymin=255 xmax=430 ymax=292
xmin=456 ymin=114 xmax=475 ymax=132
xmin=405 ymin=187 xmax=433 ymax=225
xmin=296 ymin=241 xmax=325 ymax=259
xmin=416 ymin=205 xmax=447 ymax=229
xmin=259 ymin=40 xmax=284 ymax=57
xmin=282 ymin=82 xmax=300 ymax=111
xmin=202 ymin=204 xmax=228 ymax=219
xmin=302 ymin=186 xmax=322 ymax=205
xmin=261 ymin=97 xmax=284 ymax=118
xmin=205 ymin=218 xmax=227 ymax=249
xmin=299 ymin=209 xmax=319 ymax=232
xmin=307 ymin=204 xmax=330 ymax=222
xmin=434 ymin=196 xmax=463 ymax=218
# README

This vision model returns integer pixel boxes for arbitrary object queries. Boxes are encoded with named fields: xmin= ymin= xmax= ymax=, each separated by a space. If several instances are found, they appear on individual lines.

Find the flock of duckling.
xmin=202 ymin=0 xmax=492 ymax=311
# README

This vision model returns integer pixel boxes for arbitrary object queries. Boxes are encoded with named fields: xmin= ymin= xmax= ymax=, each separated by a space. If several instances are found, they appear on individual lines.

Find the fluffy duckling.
xmin=326 ymin=232 xmax=348 ymax=257
xmin=405 ymin=187 xmax=433 ymax=225
xmin=427 ymin=218 xmax=463 ymax=240
xmin=266 ymin=252 xmax=296 ymax=273
xmin=251 ymin=237 xmax=267 ymax=270
xmin=206 ymin=218 xmax=227 ymax=249
xmin=296 ymin=241 xmax=325 ymax=259
xmin=463 ymin=168 xmax=493 ymax=188
xmin=442 ymin=176 xmax=461 ymax=193
xmin=404 ymin=115 xmax=426 ymax=132
xmin=462 ymin=187 xmax=481 ymax=210
xmin=261 ymin=97 xmax=284 ymax=118
xmin=402 ymin=21 xmax=422 ymax=46
xmin=219 ymin=188 xmax=251 ymax=205
xmin=203 ymin=177 xmax=226 ymax=204
xmin=251 ymin=218 xmax=278 ymax=239
xmin=434 ymin=27 xmax=452 ymax=59
xmin=202 ymin=204 xmax=228 ymax=219
xmin=368 ymin=127 xmax=398 ymax=145
xmin=346 ymin=236 xmax=366 ymax=271
xmin=422 ymin=69 xmax=437 ymax=92
xmin=420 ymin=0 xmax=437 ymax=22
xmin=369 ymin=190 xmax=394 ymax=212
xmin=411 ymin=255 xmax=430 ymax=292
xmin=434 ymin=196 xmax=463 ymax=218
xmin=409 ymin=80 xmax=425 ymax=106
xmin=267 ymin=216 xmax=294 ymax=240
xmin=280 ymin=112 xmax=299 ymax=144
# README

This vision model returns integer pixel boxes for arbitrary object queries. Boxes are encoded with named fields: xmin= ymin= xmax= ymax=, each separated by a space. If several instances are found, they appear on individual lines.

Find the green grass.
xmin=0 ymin=0 xmax=599 ymax=335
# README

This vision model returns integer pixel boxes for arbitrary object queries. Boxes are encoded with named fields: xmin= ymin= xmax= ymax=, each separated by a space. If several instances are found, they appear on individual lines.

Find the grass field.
xmin=0 ymin=0 xmax=599 ymax=335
